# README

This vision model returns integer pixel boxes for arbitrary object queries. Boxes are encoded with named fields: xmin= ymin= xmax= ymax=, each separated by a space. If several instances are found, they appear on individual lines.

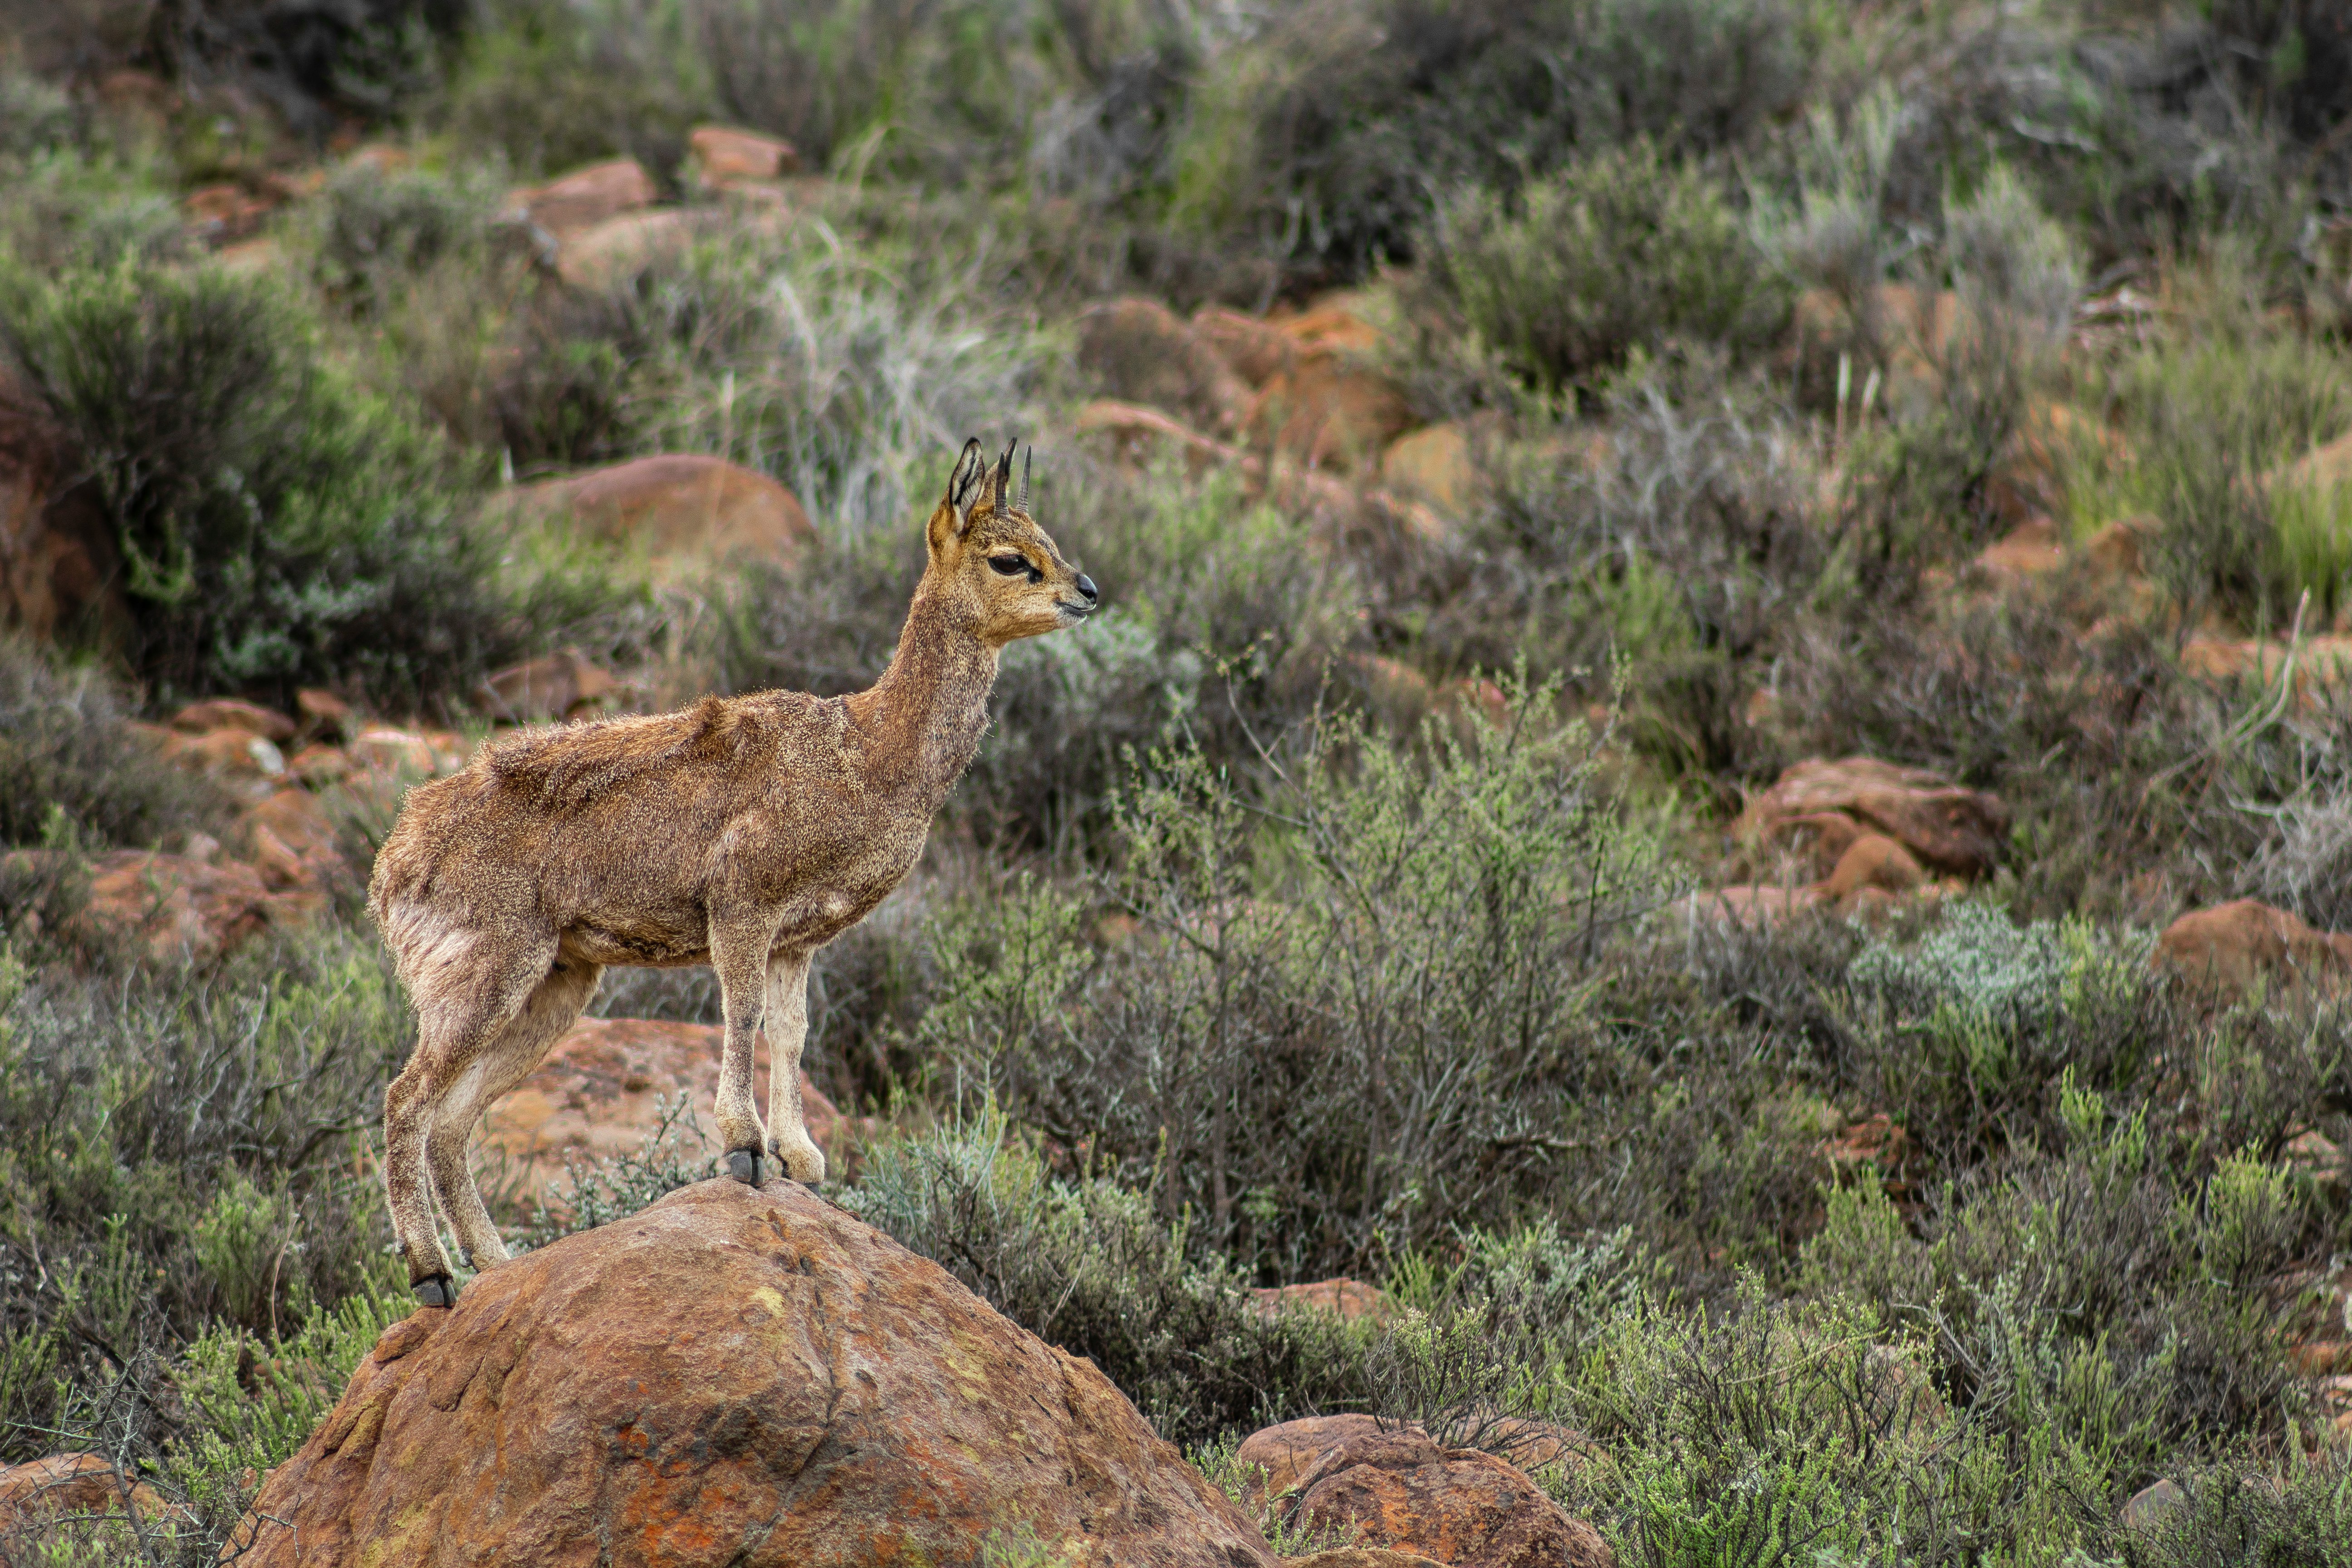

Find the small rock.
xmin=1735 ymin=758 xmax=2008 ymax=880
xmin=687 ymin=125 xmax=799 ymax=187
xmin=1246 ymin=1278 xmax=1393 ymax=1326
xmin=232 ymin=1180 xmax=1277 ymax=1567
xmin=296 ymin=688 xmax=353 ymax=737
xmin=2153 ymin=899 xmax=2352 ymax=1001
xmin=241 ymin=788 xmax=345 ymax=892
xmin=1235 ymin=1415 xmax=1613 ymax=1568
xmin=2084 ymin=514 xmax=2156 ymax=578
xmin=475 ymin=649 xmax=622 ymax=724
xmin=2120 ymin=1477 xmax=2185 ymax=1532
xmin=286 ymin=743 xmax=352 ymax=788
xmin=507 ymin=159 xmax=657 ymax=242
xmin=556 ymin=208 xmax=698 ymax=291
xmin=498 ymin=455 xmax=817 ymax=572
xmin=1823 ymin=833 xmax=1927 ymax=903
xmin=346 ymin=728 xmax=442 ymax=778
xmin=171 ymin=697 xmax=297 ymax=742
xmin=2287 ymin=1128 xmax=2347 ymax=1198
xmin=1380 ymin=423 xmax=1476 ymax=517
xmin=0 ymin=1451 xmax=188 ymax=1542
xmin=1969 ymin=516 xmax=2063 ymax=586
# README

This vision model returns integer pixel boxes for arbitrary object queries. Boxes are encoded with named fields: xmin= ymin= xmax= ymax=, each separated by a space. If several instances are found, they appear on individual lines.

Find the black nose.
xmin=1076 ymin=574 xmax=1099 ymax=603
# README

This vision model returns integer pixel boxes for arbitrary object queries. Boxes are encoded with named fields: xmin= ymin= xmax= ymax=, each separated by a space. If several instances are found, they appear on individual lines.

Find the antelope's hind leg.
xmin=764 ymin=950 xmax=825 ymax=1184
xmin=425 ymin=955 xmax=602 ymax=1277
xmin=383 ymin=917 xmax=559 ymax=1307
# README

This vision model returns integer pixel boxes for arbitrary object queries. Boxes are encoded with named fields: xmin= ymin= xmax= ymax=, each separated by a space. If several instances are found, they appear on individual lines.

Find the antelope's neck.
xmin=848 ymin=586 xmax=999 ymax=806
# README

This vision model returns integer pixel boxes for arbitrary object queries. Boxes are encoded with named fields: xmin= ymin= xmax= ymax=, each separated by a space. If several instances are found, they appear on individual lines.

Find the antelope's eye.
xmin=989 ymin=554 xmax=1030 ymax=577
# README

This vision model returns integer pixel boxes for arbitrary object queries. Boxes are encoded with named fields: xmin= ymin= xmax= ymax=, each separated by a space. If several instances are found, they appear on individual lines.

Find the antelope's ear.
xmin=933 ymin=438 xmax=986 ymax=552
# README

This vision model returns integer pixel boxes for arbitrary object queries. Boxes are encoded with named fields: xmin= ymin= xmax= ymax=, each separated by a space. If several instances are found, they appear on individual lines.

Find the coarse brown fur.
xmin=368 ymin=440 xmax=1096 ymax=1303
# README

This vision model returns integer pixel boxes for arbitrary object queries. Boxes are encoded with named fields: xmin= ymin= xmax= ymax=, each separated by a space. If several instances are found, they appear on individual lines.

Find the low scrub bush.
xmin=930 ymin=691 xmax=1668 ymax=1278
xmin=0 ymin=256 xmax=528 ymax=708
xmin=0 ymin=639 xmax=226 ymax=850
xmin=2061 ymin=285 xmax=2352 ymax=629
xmin=1415 ymin=142 xmax=1790 ymax=397
xmin=0 ymin=925 xmax=408 ymax=1474
xmin=1169 ymin=0 xmax=1810 ymax=280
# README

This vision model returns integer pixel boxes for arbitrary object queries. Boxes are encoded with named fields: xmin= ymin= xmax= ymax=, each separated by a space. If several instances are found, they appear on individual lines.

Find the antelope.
xmin=368 ymin=440 xmax=1096 ymax=1306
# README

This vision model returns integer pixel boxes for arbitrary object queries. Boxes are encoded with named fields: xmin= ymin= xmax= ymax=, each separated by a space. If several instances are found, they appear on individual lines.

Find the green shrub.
xmin=838 ymin=1107 xmax=1377 ymax=1447
xmin=2061 ymin=288 xmax=2352 ymax=629
xmin=0 ymin=638 xmax=227 ymax=850
xmin=1417 ymin=142 xmax=1790 ymax=397
xmin=436 ymin=0 xmax=708 ymax=181
xmin=931 ymin=689 xmax=1666 ymax=1277
xmin=0 ymin=255 xmax=534 ymax=707
xmin=1170 ymin=0 xmax=1810 ymax=279
xmin=0 ymin=925 xmax=407 ymax=1466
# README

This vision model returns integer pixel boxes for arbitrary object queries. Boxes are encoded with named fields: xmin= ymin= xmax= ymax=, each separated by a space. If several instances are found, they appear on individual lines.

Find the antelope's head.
xmin=925 ymin=437 xmax=1098 ymax=647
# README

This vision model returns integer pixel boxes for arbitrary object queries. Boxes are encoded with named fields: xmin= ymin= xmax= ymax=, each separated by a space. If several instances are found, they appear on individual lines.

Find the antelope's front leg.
xmin=709 ymin=914 xmax=776 ymax=1185
xmin=763 ymin=950 xmax=825 ymax=1184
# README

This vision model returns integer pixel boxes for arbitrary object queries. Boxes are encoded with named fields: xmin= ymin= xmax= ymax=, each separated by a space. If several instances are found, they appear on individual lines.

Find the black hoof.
xmin=725 ymin=1147 xmax=764 ymax=1185
xmin=413 ymin=1274 xmax=457 ymax=1309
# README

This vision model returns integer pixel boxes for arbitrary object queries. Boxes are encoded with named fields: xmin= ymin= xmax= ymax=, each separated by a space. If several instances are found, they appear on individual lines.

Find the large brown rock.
xmin=0 ymin=379 xmax=127 ymax=648
xmin=688 ymin=125 xmax=800 ymax=188
xmin=1734 ymin=757 xmax=2008 ymax=880
xmin=231 ymin=1178 xmax=1278 ymax=1568
xmin=1248 ymin=314 xmax=1414 ymax=475
xmin=1077 ymin=298 xmax=1255 ymax=437
xmin=502 ymin=455 xmax=817 ymax=571
xmin=2154 ymin=899 xmax=2352 ymax=1000
xmin=508 ymin=158 xmax=658 ymax=240
xmin=480 ymin=1016 xmax=860 ymax=1205
xmin=73 ymin=849 xmax=312 ymax=962
xmin=1235 ymin=1415 xmax=1612 ymax=1568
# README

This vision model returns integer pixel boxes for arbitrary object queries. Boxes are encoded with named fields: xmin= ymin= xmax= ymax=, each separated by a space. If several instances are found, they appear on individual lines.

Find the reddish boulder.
xmin=1735 ymin=758 xmax=2008 ymax=879
xmin=1235 ymin=1415 xmax=1612 ymax=1568
xmin=480 ymin=1016 xmax=859 ymax=1205
xmin=503 ymin=455 xmax=816 ymax=571
xmin=1822 ymin=833 xmax=1927 ymax=902
xmin=240 ymin=787 xmax=346 ymax=892
xmin=1073 ymin=400 xmax=1244 ymax=473
xmin=1250 ymin=349 xmax=1413 ymax=475
xmin=77 ymin=850 xmax=309 ymax=961
xmin=231 ymin=1179 xmax=1277 ymax=1568
xmin=2154 ymin=899 xmax=2352 ymax=1000
xmin=557 ymin=209 xmax=699 ymax=290
xmin=171 ymin=697 xmax=297 ymax=742
xmin=508 ymin=159 xmax=658 ymax=240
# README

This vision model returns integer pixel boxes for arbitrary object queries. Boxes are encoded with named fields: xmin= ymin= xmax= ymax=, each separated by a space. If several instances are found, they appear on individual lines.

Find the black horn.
xmin=995 ymin=437 xmax=1017 ymax=513
xmin=1017 ymin=445 xmax=1032 ymax=514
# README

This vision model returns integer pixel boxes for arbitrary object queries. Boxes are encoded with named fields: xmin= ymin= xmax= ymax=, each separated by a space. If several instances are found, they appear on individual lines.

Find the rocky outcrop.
xmin=499 ymin=455 xmax=817 ymax=572
xmin=75 ymin=850 xmax=312 ymax=962
xmin=1734 ymin=757 xmax=2008 ymax=881
xmin=1235 ymin=1415 xmax=1612 ymax=1568
xmin=479 ymin=1016 xmax=861 ymax=1205
xmin=2153 ymin=899 xmax=2352 ymax=1000
xmin=233 ymin=1178 xmax=1277 ymax=1567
